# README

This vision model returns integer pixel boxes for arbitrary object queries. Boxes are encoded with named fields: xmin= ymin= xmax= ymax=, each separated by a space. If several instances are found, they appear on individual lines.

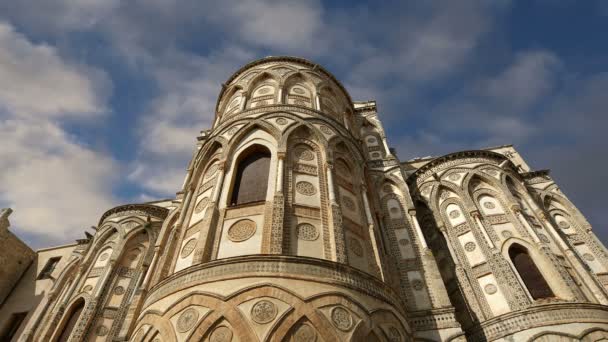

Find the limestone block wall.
xmin=0 ymin=209 xmax=35 ymax=306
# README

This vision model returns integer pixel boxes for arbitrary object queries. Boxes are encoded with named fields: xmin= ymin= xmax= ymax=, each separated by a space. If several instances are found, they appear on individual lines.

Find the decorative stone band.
xmin=142 ymin=255 xmax=404 ymax=312
xmin=467 ymin=303 xmax=608 ymax=342
xmin=408 ymin=308 xmax=462 ymax=331
xmin=98 ymin=204 xmax=169 ymax=226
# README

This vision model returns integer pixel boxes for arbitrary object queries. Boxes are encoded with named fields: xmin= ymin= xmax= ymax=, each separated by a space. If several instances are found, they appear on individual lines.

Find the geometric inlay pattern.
xmin=330 ymin=306 xmax=353 ymax=331
xmin=227 ymin=219 xmax=256 ymax=242
xmin=181 ymin=238 xmax=197 ymax=258
xmin=296 ymin=223 xmax=319 ymax=241
xmin=251 ymin=300 xmax=277 ymax=324
xmin=176 ymin=308 xmax=199 ymax=333
xmin=295 ymin=181 xmax=316 ymax=196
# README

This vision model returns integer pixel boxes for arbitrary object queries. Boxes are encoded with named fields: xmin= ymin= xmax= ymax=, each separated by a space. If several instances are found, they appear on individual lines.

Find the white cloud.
xmin=0 ymin=21 xmax=109 ymax=118
xmin=0 ymin=21 xmax=114 ymax=248
xmin=0 ymin=120 xmax=118 ymax=247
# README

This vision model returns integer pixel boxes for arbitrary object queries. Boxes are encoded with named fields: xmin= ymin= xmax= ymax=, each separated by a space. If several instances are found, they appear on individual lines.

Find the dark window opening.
xmin=0 ymin=312 xmax=28 ymax=341
xmin=37 ymin=256 xmax=61 ymax=280
xmin=57 ymin=300 xmax=84 ymax=342
xmin=509 ymin=245 xmax=554 ymax=300
xmin=230 ymin=147 xmax=271 ymax=206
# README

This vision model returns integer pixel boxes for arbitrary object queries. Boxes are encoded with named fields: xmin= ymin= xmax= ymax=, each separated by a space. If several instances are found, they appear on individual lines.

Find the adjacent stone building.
xmin=2 ymin=56 xmax=608 ymax=341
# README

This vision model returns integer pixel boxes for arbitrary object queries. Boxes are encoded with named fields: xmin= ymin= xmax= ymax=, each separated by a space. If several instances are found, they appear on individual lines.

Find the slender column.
xmin=141 ymin=246 xmax=160 ymax=289
xmin=441 ymin=229 xmax=459 ymax=263
xmin=240 ymin=95 xmax=247 ymax=111
xmin=315 ymin=94 xmax=321 ymax=111
xmin=94 ymin=260 xmax=116 ymax=297
xmin=513 ymin=206 xmax=540 ymax=243
xmin=277 ymin=88 xmax=283 ymax=103
xmin=381 ymin=135 xmax=391 ymax=155
xmin=409 ymin=210 xmax=428 ymax=250
xmin=326 ymin=164 xmax=337 ymax=204
xmin=212 ymin=164 xmax=226 ymax=203
xmin=471 ymin=211 xmax=494 ymax=249
xmin=276 ymin=154 xmax=285 ymax=193
xmin=362 ymin=190 xmax=374 ymax=225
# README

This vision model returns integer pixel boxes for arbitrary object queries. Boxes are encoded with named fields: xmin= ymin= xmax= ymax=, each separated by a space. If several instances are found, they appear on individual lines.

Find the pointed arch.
xmin=282 ymin=72 xmax=316 ymax=108
xmin=508 ymin=243 xmax=555 ymax=299
xmin=228 ymin=144 xmax=272 ymax=206
xmin=51 ymin=297 xmax=86 ymax=342
xmin=245 ymin=71 xmax=280 ymax=108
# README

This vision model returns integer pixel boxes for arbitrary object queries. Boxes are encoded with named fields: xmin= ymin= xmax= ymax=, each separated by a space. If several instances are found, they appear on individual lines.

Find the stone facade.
xmin=1 ymin=56 xmax=608 ymax=341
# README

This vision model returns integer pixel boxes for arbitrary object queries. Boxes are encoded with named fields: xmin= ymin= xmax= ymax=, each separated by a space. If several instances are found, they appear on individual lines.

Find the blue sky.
xmin=0 ymin=0 xmax=607 ymax=248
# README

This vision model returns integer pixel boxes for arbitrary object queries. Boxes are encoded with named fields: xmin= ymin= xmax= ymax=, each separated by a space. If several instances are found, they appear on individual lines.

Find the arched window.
xmin=230 ymin=146 xmax=271 ymax=205
xmin=509 ymin=245 xmax=554 ymax=299
xmin=56 ymin=299 xmax=84 ymax=342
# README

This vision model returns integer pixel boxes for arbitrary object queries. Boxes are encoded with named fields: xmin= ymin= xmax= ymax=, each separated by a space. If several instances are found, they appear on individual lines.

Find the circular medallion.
xmin=485 ymin=284 xmax=498 ymax=295
xmin=206 ymin=164 xmax=219 ymax=177
xmin=558 ymin=221 xmax=570 ymax=229
xmin=210 ymin=326 xmax=233 ymax=342
xmin=411 ymin=279 xmax=424 ymax=291
xmin=292 ymin=87 xmax=305 ymax=94
xmin=181 ymin=238 xmax=197 ymax=258
xmin=330 ymin=306 xmax=353 ymax=331
xmin=258 ymin=100 xmax=269 ymax=106
xmin=421 ymin=186 xmax=431 ymax=196
xmin=225 ymin=126 xmax=238 ymax=136
xmin=96 ymin=325 xmax=108 ymax=336
xmin=122 ymin=221 xmax=138 ymax=230
xmin=295 ymin=181 xmax=316 ymax=196
xmin=367 ymin=137 xmax=377 ymax=144
xmin=388 ymin=327 xmax=401 ymax=342
xmin=82 ymin=285 xmax=93 ymax=292
xmin=501 ymin=230 xmax=513 ymax=239
xmin=349 ymin=238 xmax=363 ymax=257
xmin=195 ymin=197 xmax=210 ymax=214
xmin=227 ymin=219 xmax=256 ymax=242
xmin=114 ymin=286 xmax=125 ymax=295
xmin=371 ymin=152 xmax=381 ymax=158
xmin=294 ymin=99 xmax=307 ymax=106
xmin=449 ymin=210 xmax=460 ymax=219
xmin=342 ymin=196 xmax=356 ymax=211
xmin=275 ymin=117 xmax=288 ymax=125
xmin=251 ymin=300 xmax=277 ymax=324
xmin=297 ymin=223 xmax=319 ymax=241
xmin=258 ymin=87 xmax=271 ymax=94
xmin=448 ymin=173 xmax=461 ymax=181
xmin=295 ymin=147 xmax=314 ymax=161
xmin=319 ymin=125 xmax=332 ymax=135
xmin=176 ymin=308 xmax=199 ymax=333
xmin=399 ymin=238 xmax=410 ymax=246
xmin=538 ymin=234 xmax=550 ymax=243
xmin=483 ymin=202 xmax=496 ymax=210
xmin=484 ymin=169 xmax=498 ymax=176
xmin=294 ymin=323 xmax=316 ymax=342
xmin=583 ymin=253 xmax=595 ymax=261
xmin=464 ymin=242 xmax=476 ymax=252
xmin=99 ymin=252 xmax=109 ymax=261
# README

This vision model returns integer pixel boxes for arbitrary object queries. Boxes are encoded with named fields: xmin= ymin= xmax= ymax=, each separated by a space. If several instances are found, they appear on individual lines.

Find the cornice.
xmin=98 ymin=204 xmax=169 ymax=226
xmin=406 ymin=150 xmax=516 ymax=186
xmin=215 ymin=56 xmax=353 ymax=114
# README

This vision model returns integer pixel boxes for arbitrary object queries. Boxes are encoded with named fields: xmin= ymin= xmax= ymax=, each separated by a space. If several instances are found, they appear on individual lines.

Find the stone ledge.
xmin=144 ymin=255 xmax=403 ymax=310
xmin=467 ymin=302 xmax=608 ymax=341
